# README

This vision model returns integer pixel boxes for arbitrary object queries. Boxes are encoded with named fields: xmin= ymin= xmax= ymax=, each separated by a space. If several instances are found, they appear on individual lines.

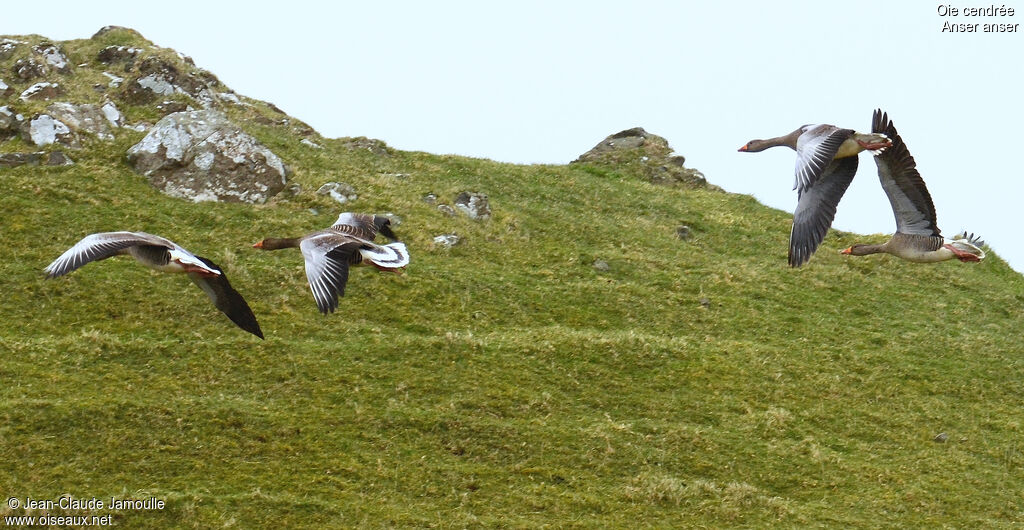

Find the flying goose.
xmin=252 ymin=212 xmax=409 ymax=314
xmin=739 ymin=122 xmax=892 ymax=266
xmin=44 ymin=232 xmax=264 ymax=338
xmin=839 ymin=109 xmax=985 ymax=263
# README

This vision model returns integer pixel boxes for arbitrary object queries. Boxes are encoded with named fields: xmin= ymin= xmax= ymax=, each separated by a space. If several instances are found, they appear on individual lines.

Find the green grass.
xmin=2 ymin=29 xmax=1024 ymax=527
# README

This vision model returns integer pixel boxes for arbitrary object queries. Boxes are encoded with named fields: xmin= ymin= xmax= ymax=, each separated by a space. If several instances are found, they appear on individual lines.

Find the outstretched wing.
xmin=188 ymin=256 xmax=264 ymax=339
xmin=794 ymin=124 xmax=855 ymax=193
xmin=44 ymin=231 xmax=173 ymax=278
xmin=789 ymin=156 xmax=859 ymax=267
xmin=872 ymin=109 xmax=940 ymax=237
xmin=300 ymin=232 xmax=361 ymax=314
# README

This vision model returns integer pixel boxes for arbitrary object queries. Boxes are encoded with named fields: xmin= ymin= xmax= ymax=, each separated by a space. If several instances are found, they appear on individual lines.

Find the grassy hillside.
xmin=2 ymin=29 xmax=1023 ymax=527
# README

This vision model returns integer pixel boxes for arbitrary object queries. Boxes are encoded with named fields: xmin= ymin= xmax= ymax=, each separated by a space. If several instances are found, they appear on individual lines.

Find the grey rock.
xmin=19 ymin=82 xmax=62 ymax=102
xmin=47 ymin=150 xmax=74 ymax=166
xmin=13 ymin=58 xmax=47 ymax=80
xmin=437 ymin=204 xmax=456 ymax=217
xmin=101 ymin=72 xmax=124 ymax=88
xmin=339 ymin=136 xmax=392 ymax=156
xmin=454 ymin=191 xmax=491 ymax=220
xmin=593 ymin=259 xmax=610 ymax=272
xmin=126 ymin=109 xmax=288 ymax=203
xmin=0 ymin=39 xmax=23 ymax=60
xmin=33 ymin=43 xmax=70 ymax=73
xmin=433 ymin=234 xmax=460 ymax=248
xmin=573 ymin=127 xmax=708 ymax=188
xmin=101 ymin=101 xmax=122 ymax=127
xmin=0 ymin=78 xmax=10 ymax=98
xmin=0 ymin=150 xmax=74 ymax=168
xmin=676 ymin=225 xmax=692 ymax=240
xmin=934 ymin=433 xmax=949 ymax=443
xmin=300 ymin=138 xmax=323 ymax=149
xmin=0 ymin=106 xmax=20 ymax=140
xmin=46 ymin=102 xmax=116 ymax=140
xmin=97 ymin=45 xmax=141 ymax=65
xmin=422 ymin=193 xmax=437 ymax=204
xmin=699 ymin=297 xmax=711 ymax=309
xmin=316 ymin=182 xmax=358 ymax=204
xmin=21 ymin=114 xmax=77 ymax=147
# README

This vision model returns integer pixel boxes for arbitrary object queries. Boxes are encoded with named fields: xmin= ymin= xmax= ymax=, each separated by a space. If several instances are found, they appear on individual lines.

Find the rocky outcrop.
xmin=46 ymin=102 xmax=117 ymax=140
xmin=21 ymin=114 xmax=76 ymax=147
xmin=339 ymin=136 xmax=392 ymax=156
xmin=316 ymin=182 xmax=358 ymax=204
xmin=454 ymin=191 xmax=491 ymax=220
xmin=33 ymin=43 xmax=70 ymax=73
xmin=126 ymin=109 xmax=288 ymax=204
xmin=0 ymin=150 xmax=73 ymax=168
xmin=573 ymin=127 xmax=708 ymax=188
xmin=0 ymin=106 xmax=19 ymax=140
xmin=121 ymin=56 xmax=217 ymax=105
xmin=19 ymin=82 xmax=62 ymax=101
xmin=0 ymin=39 xmax=23 ymax=60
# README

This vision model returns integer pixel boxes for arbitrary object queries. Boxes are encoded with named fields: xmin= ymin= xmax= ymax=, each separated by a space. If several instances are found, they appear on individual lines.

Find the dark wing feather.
xmin=44 ymin=231 xmax=172 ymax=278
xmin=794 ymin=125 xmax=854 ymax=193
xmin=188 ymin=256 xmax=264 ymax=339
xmin=789 ymin=156 xmax=859 ymax=267
xmin=871 ymin=109 xmax=940 ymax=237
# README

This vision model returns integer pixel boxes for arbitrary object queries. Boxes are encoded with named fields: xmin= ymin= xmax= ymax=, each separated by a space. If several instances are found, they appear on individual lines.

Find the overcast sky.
xmin=5 ymin=1 xmax=1022 ymax=272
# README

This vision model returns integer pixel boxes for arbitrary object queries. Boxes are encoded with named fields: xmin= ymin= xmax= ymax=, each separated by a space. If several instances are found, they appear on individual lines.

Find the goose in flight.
xmin=739 ymin=121 xmax=892 ymax=266
xmin=839 ymin=109 xmax=985 ymax=263
xmin=252 ymin=212 xmax=409 ymax=314
xmin=44 ymin=232 xmax=264 ymax=338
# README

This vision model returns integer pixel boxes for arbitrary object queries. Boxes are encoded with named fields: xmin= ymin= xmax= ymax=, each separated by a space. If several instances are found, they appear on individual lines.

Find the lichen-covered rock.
xmin=1 ymin=150 xmax=77 ymax=167
xmin=46 ymin=102 xmax=115 ymax=140
xmin=0 ymin=106 xmax=20 ymax=140
xmin=33 ymin=43 xmax=70 ymax=73
xmin=97 ymin=45 xmax=141 ymax=66
xmin=339 ymin=136 xmax=392 ymax=156
xmin=21 ymin=114 xmax=77 ymax=147
xmin=13 ymin=58 xmax=47 ymax=80
xmin=454 ymin=191 xmax=491 ymax=220
xmin=126 ymin=109 xmax=288 ymax=203
xmin=121 ymin=56 xmax=217 ymax=105
xmin=0 ymin=39 xmax=23 ymax=60
xmin=0 ymin=79 xmax=11 ymax=98
xmin=433 ymin=234 xmax=460 ymax=248
xmin=573 ymin=127 xmax=708 ymax=188
xmin=316 ymin=182 xmax=358 ymax=204
xmin=101 ymin=101 xmax=122 ymax=127
xmin=19 ymin=82 xmax=62 ymax=101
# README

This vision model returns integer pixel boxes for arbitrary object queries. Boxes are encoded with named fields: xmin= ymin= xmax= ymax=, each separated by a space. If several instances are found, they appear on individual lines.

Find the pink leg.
xmin=857 ymin=139 xmax=892 ymax=151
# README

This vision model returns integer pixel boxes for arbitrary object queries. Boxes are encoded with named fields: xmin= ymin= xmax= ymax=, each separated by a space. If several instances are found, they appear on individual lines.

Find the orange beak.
xmin=252 ymin=241 xmax=264 ymax=249
xmin=839 ymin=247 xmax=852 ymax=255
xmin=737 ymin=144 xmax=748 ymax=152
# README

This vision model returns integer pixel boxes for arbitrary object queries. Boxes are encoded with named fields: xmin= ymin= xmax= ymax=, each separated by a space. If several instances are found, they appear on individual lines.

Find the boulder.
xmin=0 ymin=150 xmax=74 ymax=168
xmin=19 ymin=82 xmax=62 ymax=101
xmin=101 ymin=101 xmax=122 ymax=127
xmin=21 ymin=114 xmax=77 ymax=147
xmin=121 ymin=56 xmax=216 ymax=105
xmin=454 ymin=191 xmax=491 ymax=220
xmin=433 ymin=234 xmax=460 ymax=248
xmin=0 ymin=79 xmax=11 ymax=98
xmin=0 ymin=39 xmax=23 ymax=60
xmin=46 ymin=102 xmax=116 ymax=140
xmin=0 ymin=106 xmax=20 ymax=140
xmin=97 ymin=45 xmax=141 ymax=66
xmin=13 ymin=58 xmax=47 ymax=80
xmin=573 ymin=127 xmax=708 ymax=188
xmin=126 ymin=109 xmax=288 ymax=203
xmin=316 ymin=182 xmax=358 ymax=204
xmin=339 ymin=136 xmax=392 ymax=156
xmin=33 ymin=43 xmax=70 ymax=73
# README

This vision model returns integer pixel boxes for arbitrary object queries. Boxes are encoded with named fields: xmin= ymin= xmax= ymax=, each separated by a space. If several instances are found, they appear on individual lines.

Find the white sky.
xmin=6 ymin=1 xmax=1022 ymax=271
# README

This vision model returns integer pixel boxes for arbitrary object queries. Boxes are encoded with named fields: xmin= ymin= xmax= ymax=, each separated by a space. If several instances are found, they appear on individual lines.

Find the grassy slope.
xmin=2 ymin=31 xmax=1024 ymax=527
